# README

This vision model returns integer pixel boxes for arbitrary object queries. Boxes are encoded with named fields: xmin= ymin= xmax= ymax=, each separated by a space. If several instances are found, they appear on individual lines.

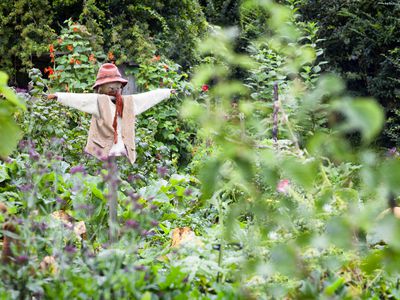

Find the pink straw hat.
xmin=92 ymin=63 xmax=128 ymax=89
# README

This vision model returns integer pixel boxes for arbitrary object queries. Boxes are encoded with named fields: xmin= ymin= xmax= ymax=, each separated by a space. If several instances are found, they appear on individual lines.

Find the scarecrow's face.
xmin=97 ymin=82 xmax=123 ymax=94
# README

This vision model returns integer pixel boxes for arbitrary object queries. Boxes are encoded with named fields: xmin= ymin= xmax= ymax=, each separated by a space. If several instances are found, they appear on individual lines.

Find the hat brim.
xmin=92 ymin=77 xmax=128 ymax=89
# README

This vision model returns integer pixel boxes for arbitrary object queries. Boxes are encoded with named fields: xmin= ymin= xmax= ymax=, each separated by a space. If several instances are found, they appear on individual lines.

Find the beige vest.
xmin=84 ymin=95 xmax=136 ymax=164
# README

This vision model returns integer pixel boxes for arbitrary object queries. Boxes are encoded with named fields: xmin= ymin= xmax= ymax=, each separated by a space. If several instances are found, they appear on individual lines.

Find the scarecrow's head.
xmin=92 ymin=63 xmax=128 ymax=95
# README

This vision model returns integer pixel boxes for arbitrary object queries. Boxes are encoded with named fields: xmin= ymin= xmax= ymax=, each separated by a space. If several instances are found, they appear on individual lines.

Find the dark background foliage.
xmin=0 ymin=0 xmax=208 ymax=86
xmin=298 ymin=0 xmax=400 ymax=146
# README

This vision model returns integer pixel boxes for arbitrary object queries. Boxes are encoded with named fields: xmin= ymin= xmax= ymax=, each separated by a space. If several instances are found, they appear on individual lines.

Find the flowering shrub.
xmin=46 ymin=19 xmax=106 ymax=93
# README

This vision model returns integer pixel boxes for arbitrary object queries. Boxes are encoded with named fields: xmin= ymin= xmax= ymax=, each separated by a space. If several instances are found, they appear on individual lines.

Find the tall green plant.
xmin=181 ymin=0 xmax=396 ymax=298
xmin=0 ymin=72 xmax=26 ymax=158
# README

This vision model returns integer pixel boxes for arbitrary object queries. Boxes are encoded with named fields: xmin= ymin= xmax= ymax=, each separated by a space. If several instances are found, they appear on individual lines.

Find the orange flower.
xmin=75 ymin=59 xmax=81 ymax=65
xmin=69 ymin=58 xmax=75 ymax=64
xmin=163 ymin=64 xmax=169 ymax=70
xmin=49 ymin=44 xmax=54 ymax=53
xmin=107 ymin=51 xmax=115 ymax=61
xmin=44 ymin=66 xmax=54 ymax=75
xmin=57 ymin=38 xmax=63 ymax=44
xmin=151 ymin=55 xmax=161 ymax=62
xmin=73 ymin=26 xmax=79 ymax=32
xmin=67 ymin=45 xmax=73 ymax=51
xmin=88 ymin=54 xmax=96 ymax=62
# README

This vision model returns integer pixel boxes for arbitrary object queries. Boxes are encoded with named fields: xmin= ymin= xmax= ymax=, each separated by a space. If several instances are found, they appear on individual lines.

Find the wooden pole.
xmin=108 ymin=157 xmax=118 ymax=243
xmin=272 ymin=82 xmax=279 ymax=143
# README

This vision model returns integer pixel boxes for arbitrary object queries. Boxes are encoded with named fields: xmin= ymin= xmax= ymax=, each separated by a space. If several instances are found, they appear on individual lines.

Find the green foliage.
xmin=298 ymin=0 xmax=400 ymax=146
xmin=0 ymin=0 xmax=56 ymax=80
xmin=201 ymin=0 xmax=241 ymax=26
xmin=181 ymin=0 xmax=400 ymax=298
xmin=1 ymin=0 xmax=208 ymax=83
xmin=0 ymin=72 xmax=26 ymax=158
xmin=2 ymin=0 xmax=400 ymax=299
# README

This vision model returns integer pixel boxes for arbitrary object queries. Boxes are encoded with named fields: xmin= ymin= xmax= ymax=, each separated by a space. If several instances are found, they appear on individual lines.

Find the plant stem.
xmin=216 ymin=193 xmax=224 ymax=283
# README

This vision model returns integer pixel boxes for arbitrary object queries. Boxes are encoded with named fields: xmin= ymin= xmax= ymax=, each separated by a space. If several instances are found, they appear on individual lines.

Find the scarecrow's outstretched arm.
xmin=132 ymin=88 xmax=174 ymax=115
xmin=49 ymin=93 xmax=100 ymax=118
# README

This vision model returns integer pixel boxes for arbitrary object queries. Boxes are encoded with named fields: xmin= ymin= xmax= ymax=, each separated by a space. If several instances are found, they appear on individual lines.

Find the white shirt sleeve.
xmin=56 ymin=92 xmax=100 ymax=118
xmin=132 ymin=89 xmax=172 ymax=115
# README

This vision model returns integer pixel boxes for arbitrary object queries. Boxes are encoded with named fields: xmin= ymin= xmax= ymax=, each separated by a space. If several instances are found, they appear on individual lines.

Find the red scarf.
xmin=107 ymin=90 xmax=123 ymax=144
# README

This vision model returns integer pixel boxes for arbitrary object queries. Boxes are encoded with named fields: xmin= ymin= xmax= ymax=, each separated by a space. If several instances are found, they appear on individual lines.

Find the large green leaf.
xmin=332 ymin=97 xmax=384 ymax=142
xmin=0 ymin=71 xmax=25 ymax=110
xmin=0 ymin=117 xmax=22 ymax=157
xmin=199 ymin=158 xmax=221 ymax=200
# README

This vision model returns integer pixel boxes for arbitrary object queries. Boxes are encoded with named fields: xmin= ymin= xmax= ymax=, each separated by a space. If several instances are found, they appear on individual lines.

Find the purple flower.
xmin=64 ymin=245 xmax=76 ymax=254
xmin=56 ymin=197 xmax=66 ymax=206
xmin=70 ymin=165 xmax=86 ymax=175
xmin=157 ymin=166 xmax=168 ymax=177
xmin=140 ymin=230 xmax=149 ymax=237
xmin=16 ymin=87 xmax=27 ymax=93
xmin=28 ymin=149 xmax=40 ymax=161
xmin=45 ymin=151 xmax=54 ymax=160
xmin=128 ymin=174 xmax=141 ymax=182
xmin=18 ymin=140 xmax=28 ymax=149
xmin=184 ymin=188 xmax=193 ymax=196
xmin=51 ymin=137 xmax=65 ymax=145
xmin=19 ymin=183 xmax=33 ymax=192
xmin=134 ymin=265 xmax=146 ymax=271
xmin=387 ymin=147 xmax=399 ymax=157
xmin=134 ymin=203 xmax=143 ymax=210
xmin=86 ymin=251 xmax=96 ymax=258
xmin=125 ymin=220 xmax=139 ymax=229
xmin=31 ymin=221 xmax=48 ymax=233
xmin=15 ymin=255 xmax=29 ymax=265
xmin=150 ymin=220 xmax=159 ymax=227
xmin=127 ymin=192 xmax=140 ymax=202
xmin=150 ymin=204 xmax=158 ymax=211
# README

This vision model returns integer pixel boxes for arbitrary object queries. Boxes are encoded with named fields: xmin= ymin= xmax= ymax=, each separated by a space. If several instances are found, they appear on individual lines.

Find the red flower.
xmin=49 ymin=44 xmax=54 ymax=53
xmin=69 ymin=58 xmax=75 ymax=64
xmin=201 ymin=84 xmax=209 ymax=92
xmin=277 ymin=179 xmax=290 ymax=194
xmin=73 ymin=26 xmax=79 ymax=32
xmin=44 ymin=66 xmax=54 ymax=75
xmin=67 ymin=45 xmax=73 ymax=51
xmin=88 ymin=54 xmax=96 ymax=62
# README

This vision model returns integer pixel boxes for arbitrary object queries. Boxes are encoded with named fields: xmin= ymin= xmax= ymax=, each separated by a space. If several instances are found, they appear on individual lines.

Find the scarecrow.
xmin=47 ymin=63 xmax=176 ymax=163
xmin=47 ymin=63 xmax=176 ymax=242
